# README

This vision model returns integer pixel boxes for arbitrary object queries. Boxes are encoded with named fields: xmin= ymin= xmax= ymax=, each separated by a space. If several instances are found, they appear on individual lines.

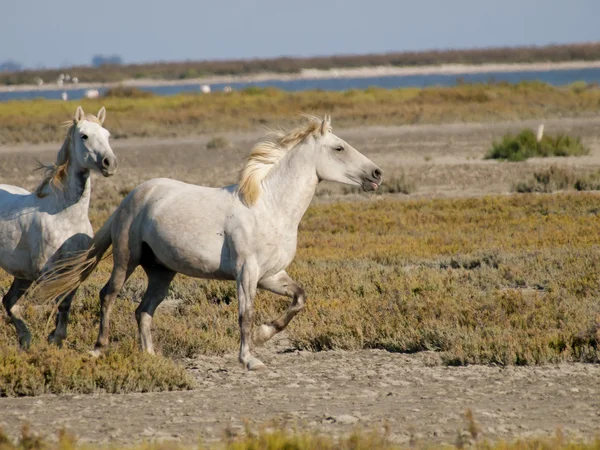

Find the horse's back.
xmin=0 ymin=186 xmax=36 ymax=278
xmin=118 ymin=178 xmax=237 ymax=278
xmin=0 ymin=184 xmax=30 ymax=196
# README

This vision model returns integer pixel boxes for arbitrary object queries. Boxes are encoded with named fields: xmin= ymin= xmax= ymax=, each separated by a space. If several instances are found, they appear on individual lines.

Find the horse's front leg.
xmin=236 ymin=260 xmax=265 ymax=371
xmin=47 ymin=289 xmax=77 ymax=347
xmin=2 ymin=278 xmax=33 ymax=349
xmin=254 ymin=270 xmax=305 ymax=346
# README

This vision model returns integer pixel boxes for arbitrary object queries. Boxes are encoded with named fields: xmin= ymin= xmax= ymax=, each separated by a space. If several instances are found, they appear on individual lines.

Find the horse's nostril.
xmin=372 ymin=168 xmax=382 ymax=180
xmin=102 ymin=157 xmax=110 ymax=168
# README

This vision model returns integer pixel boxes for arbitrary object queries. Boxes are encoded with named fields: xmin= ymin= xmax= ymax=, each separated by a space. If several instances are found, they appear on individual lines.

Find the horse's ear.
xmin=74 ymin=106 xmax=85 ymax=123
xmin=320 ymin=115 xmax=332 ymax=135
xmin=97 ymin=106 xmax=106 ymax=125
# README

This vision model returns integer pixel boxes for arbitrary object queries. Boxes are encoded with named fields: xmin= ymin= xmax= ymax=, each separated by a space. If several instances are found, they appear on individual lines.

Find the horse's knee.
xmin=292 ymin=285 xmax=306 ymax=311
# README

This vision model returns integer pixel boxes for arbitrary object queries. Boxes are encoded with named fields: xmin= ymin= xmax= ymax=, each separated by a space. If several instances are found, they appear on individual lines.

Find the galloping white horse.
xmin=0 ymin=106 xmax=117 ymax=348
xmin=34 ymin=116 xmax=382 ymax=370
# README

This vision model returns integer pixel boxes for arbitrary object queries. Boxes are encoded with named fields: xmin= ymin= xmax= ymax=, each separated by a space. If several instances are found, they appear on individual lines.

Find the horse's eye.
xmin=335 ymin=146 xmax=344 ymax=152
xmin=81 ymin=134 xmax=88 ymax=140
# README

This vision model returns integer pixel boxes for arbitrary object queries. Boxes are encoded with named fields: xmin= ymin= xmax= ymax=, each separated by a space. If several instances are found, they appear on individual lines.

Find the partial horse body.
xmin=0 ymin=106 xmax=117 ymax=347
xmin=35 ymin=116 xmax=382 ymax=370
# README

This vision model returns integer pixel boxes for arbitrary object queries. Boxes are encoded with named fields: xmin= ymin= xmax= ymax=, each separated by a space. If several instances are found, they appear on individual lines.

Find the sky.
xmin=2 ymin=0 xmax=600 ymax=68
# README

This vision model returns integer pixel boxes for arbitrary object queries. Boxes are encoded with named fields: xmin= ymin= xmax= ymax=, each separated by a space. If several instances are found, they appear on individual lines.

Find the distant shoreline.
xmin=2 ymin=60 xmax=600 ymax=93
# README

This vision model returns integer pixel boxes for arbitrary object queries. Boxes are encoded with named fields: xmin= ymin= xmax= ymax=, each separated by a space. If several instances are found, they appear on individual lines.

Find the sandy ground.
xmin=2 ymin=60 xmax=600 ymax=93
xmin=1 ymin=118 xmax=600 ymax=445
xmin=0 ymin=336 xmax=599 ymax=445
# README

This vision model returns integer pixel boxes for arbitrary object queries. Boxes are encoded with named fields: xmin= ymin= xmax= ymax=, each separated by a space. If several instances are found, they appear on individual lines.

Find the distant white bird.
xmin=200 ymin=84 xmax=211 ymax=94
xmin=34 ymin=77 xmax=44 ymax=86
xmin=61 ymin=91 xmax=68 ymax=101
xmin=537 ymin=124 xmax=544 ymax=142
xmin=84 ymin=89 xmax=100 ymax=99
xmin=223 ymin=86 xmax=233 ymax=93
xmin=72 ymin=77 xmax=79 ymax=84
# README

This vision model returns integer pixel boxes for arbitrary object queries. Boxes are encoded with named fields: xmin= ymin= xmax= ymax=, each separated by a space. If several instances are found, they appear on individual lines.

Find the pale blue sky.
xmin=2 ymin=0 xmax=599 ymax=68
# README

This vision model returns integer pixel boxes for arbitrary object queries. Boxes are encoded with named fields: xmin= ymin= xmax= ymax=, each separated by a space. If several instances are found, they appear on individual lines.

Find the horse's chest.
xmin=259 ymin=232 xmax=297 ymax=275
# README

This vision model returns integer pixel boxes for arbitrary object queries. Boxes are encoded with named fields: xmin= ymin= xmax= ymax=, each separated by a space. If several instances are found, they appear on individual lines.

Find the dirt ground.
xmin=0 ymin=335 xmax=599 ymax=445
xmin=2 ymin=116 xmax=600 ymax=199
xmin=1 ymin=118 xmax=600 ymax=445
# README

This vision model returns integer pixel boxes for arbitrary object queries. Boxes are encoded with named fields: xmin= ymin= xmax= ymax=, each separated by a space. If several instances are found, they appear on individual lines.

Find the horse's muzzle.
xmin=100 ymin=156 xmax=118 ymax=177
xmin=362 ymin=167 xmax=383 ymax=191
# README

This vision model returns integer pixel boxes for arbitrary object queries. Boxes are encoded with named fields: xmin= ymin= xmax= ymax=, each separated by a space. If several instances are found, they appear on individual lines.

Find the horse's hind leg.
xmin=47 ymin=289 xmax=77 ymax=347
xmin=93 ymin=262 xmax=136 ymax=354
xmin=254 ymin=270 xmax=305 ymax=347
xmin=2 ymin=278 xmax=33 ymax=349
xmin=136 ymin=265 xmax=176 ymax=355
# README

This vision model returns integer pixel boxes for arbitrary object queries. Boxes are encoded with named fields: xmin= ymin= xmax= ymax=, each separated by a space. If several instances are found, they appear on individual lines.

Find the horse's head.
xmin=72 ymin=106 xmax=117 ymax=177
xmin=313 ymin=116 xmax=382 ymax=191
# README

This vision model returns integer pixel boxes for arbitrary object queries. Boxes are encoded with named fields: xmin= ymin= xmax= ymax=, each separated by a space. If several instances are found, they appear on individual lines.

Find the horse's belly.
xmin=144 ymin=226 xmax=234 ymax=280
xmin=0 ymin=249 xmax=36 ymax=280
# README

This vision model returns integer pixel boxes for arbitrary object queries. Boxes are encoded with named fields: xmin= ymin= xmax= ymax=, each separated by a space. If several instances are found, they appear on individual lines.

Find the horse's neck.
xmin=261 ymin=142 xmax=319 ymax=229
xmin=61 ymin=161 xmax=91 ymax=209
xmin=46 ymin=142 xmax=91 ymax=212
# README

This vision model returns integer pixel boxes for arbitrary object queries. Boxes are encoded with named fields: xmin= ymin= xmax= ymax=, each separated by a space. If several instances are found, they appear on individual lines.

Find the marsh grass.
xmin=2 ymin=82 xmax=600 ymax=144
xmin=514 ymin=166 xmax=600 ymax=193
xmin=486 ymin=129 xmax=589 ymax=161
xmin=2 ymin=193 xmax=600 ymax=395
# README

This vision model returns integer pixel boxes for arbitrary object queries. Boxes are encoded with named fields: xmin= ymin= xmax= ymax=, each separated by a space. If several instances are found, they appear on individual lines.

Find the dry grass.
xmin=2 ymin=82 xmax=600 ymax=144
xmin=514 ymin=166 xmax=600 ymax=193
xmin=2 ymin=191 xmax=600 ymax=395
xmin=0 ymin=424 xmax=597 ymax=450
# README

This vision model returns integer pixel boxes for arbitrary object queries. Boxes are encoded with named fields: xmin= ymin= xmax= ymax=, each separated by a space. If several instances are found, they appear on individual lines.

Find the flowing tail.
xmin=26 ymin=211 xmax=117 ymax=321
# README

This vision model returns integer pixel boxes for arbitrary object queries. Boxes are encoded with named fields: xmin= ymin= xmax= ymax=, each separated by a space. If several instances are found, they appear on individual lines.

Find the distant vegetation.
xmin=1 ymin=81 xmax=600 ymax=145
xmin=513 ymin=166 xmax=600 ymax=193
xmin=91 ymin=54 xmax=123 ymax=67
xmin=0 ymin=60 xmax=22 ymax=72
xmin=485 ymin=129 xmax=589 ymax=161
xmin=102 ymin=86 xmax=154 ymax=98
xmin=1 ymin=42 xmax=600 ymax=85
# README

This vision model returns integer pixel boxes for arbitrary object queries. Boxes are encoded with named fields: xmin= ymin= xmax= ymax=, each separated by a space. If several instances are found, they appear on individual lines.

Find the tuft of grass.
xmin=206 ymin=136 xmax=230 ymax=150
xmin=486 ymin=129 xmax=589 ymax=161
xmin=0 ymin=343 xmax=194 ymax=397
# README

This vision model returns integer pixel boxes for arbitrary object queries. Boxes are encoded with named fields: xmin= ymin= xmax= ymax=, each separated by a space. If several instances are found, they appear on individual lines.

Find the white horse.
xmin=34 ymin=116 xmax=382 ymax=370
xmin=0 ymin=106 xmax=117 ymax=348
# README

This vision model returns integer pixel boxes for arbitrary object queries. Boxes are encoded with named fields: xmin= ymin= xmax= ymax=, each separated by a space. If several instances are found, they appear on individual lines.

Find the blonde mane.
xmin=35 ymin=114 xmax=101 ymax=198
xmin=237 ymin=116 xmax=331 ymax=206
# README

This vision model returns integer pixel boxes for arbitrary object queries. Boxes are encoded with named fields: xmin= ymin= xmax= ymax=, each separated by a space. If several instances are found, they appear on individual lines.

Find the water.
xmin=2 ymin=67 xmax=600 ymax=102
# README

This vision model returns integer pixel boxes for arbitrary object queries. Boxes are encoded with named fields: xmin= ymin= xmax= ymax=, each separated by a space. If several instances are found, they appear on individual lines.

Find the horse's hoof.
xmin=47 ymin=332 xmax=65 ymax=347
xmin=246 ymin=357 xmax=267 ymax=371
xmin=88 ymin=349 xmax=103 ymax=358
xmin=253 ymin=324 xmax=276 ymax=347
xmin=18 ymin=334 xmax=31 ymax=350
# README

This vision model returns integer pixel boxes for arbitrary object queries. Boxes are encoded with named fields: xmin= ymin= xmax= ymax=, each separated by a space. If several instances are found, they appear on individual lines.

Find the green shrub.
xmin=486 ymin=129 xmax=589 ymax=161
